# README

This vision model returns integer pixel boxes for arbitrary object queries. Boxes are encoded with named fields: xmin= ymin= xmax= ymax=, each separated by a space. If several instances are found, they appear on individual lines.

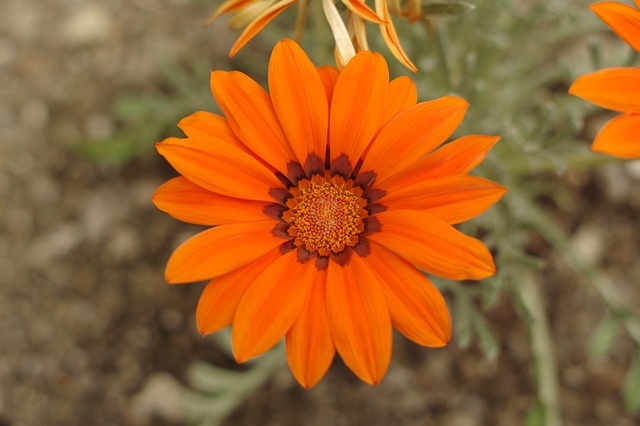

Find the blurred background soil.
xmin=2 ymin=0 xmax=640 ymax=425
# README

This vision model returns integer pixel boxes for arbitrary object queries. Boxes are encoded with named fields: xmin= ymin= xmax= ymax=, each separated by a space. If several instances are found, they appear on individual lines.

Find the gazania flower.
xmin=207 ymin=0 xmax=417 ymax=71
xmin=569 ymin=1 xmax=640 ymax=158
xmin=153 ymin=39 xmax=505 ymax=387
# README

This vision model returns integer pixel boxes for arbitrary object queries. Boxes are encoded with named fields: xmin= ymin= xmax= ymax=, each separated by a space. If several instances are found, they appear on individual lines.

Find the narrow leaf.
xmin=588 ymin=315 xmax=620 ymax=358
xmin=623 ymin=350 xmax=640 ymax=414
xmin=423 ymin=2 xmax=476 ymax=16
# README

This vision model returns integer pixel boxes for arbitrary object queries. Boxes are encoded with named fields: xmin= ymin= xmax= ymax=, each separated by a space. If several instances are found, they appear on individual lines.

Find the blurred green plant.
xmin=74 ymin=55 xmax=216 ymax=165
xmin=398 ymin=1 xmax=640 ymax=424
xmin=185 ymin=329 xmax=286 ymax=426
xmin=397 ymin=1 xmax=640 ymax=424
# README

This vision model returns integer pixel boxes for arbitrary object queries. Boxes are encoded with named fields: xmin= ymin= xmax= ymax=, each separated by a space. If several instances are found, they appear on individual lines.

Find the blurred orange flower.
xmin=569 ymin=1 xmax=640 ymax=158
xmin=207 ymin=0 xmax=418 ymax=71
xmin=153 ymin=39 xmax=505 ymax=387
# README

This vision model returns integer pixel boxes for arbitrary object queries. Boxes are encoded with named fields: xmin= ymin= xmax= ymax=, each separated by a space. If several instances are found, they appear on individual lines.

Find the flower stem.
xmin=424 ymin=17 xmax=452 ymax=92
xmin=312 ymin=0 xmax=335 ymax=65
xmin=294 ymin=0 xmax=310 ymax=42
xmin=520 ymin=275 xmax=563 ymax=426
xmin=502 ymin=150 xmax=622 ymax=177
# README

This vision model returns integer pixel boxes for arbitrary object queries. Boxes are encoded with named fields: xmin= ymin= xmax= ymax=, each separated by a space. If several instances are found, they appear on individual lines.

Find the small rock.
xmin=61 ymin=5 xmax=114 ymax=46
xmin=0 ymin=36 xmax=17 ymax=67
xmin=26 ymin=224 xmax=83 ymax=268
xmin=601 ymin=164 xmax=632 ymax=203
xmin=563 ymin=365 xmax=586 ymax=388
xmin=85 ymin=113 xmax=114 ymax=139
xmin=6 ymin=150 xmax=35 ymax=177
xmin=128 ymin=373 xmax=186 ymax=425
xmin=160 ymin=308 xmax=184 ymax=332
xmin=442 ymin=411 xmax=480 ymax=426
xmin=570 ymin=223 xmax=605 ymax=266
xmin=27 ymin=174 xmax=60 ymax=206
xmin=4 ymin=206 xmax=34 ymax=237
xmin=20 ymin=100 xmax=49 ymax=130
xmin=106 ymin=227 xmax=141 ymax=262
xmin=83 ymin=192 xmax=130 ymax=242
xmin=624 ymin=159 xmax=640 ymax=180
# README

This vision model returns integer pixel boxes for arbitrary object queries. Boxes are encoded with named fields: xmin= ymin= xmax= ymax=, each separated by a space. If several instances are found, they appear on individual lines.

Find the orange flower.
xmin=207 ymin=0 xmax=418 ymax=71
xmin=569 ymin=1 xmax=640 ymax=158
xmin=153 ymin=39 xmax=505 ymax=387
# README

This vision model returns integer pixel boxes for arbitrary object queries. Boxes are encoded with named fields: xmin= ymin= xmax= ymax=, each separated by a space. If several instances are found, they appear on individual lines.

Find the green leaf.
xmin=473 ymin=313 xmax=500 ymax=360
xmin=588 ymin=315 xmax=619 ymax=358
xmin=623 ymin=350 xmax=640 ymax=414
xmin=187 ymin=362 xmax=246 ymax=394
xmin=453 ymin=293 xmax=474 ymax=349
xmin=75 ymin=135 xmax=142 ymax=164
xmin=209 ymin=327 xmax=235 ymax=358
xmin=112 ymin=95 xmax=158 ymax=121
xmin=423 ymin=2 xmax=476 ymax=16
xmin=587 ymin=40 xmax=601 ymax=71
xmin=625 ymin=50 xmax=639 ymax=67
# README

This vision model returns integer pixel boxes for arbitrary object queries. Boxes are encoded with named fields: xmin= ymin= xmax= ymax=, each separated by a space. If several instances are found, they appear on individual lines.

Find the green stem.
xmin=520 ymin=275 xmax=563 ymax=426
xmin=294 ymin=0 xmax=310 ymax=43
xmin=308 ymin=0 xmax=334 ymax=66
xmin=424 ymin=18 xmax=452 ymax=92
xmin=557 ymin=242 xmax=640 ymax=347
xmin=503 ymin=150 xmax=622 ymax=177
xmin=509 ymin=192 xmax=640 ymax=348
xmin=186 ymin=345 xmax=286 ymax=425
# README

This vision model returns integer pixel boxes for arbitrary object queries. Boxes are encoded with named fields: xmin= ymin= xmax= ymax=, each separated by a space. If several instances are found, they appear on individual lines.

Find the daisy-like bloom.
xmin=569 ymin=1 xmax=640 ymax=158
xmin=207 ymin=0 xmax=418 ymax=71
xmin=153 ymin=39 xmax=505 ymax=387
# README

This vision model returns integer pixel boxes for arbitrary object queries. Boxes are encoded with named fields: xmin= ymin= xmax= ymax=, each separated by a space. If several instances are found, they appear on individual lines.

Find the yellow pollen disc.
xmin=283 ymin=174 xmax=367 ymax=256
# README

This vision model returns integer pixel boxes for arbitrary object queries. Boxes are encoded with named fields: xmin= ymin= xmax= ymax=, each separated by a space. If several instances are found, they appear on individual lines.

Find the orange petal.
xmin=375 ymin=0 xmax=417 ymax=72
xmin=196 ymin=250 xmax=281 ymax=335
xmin=269 ymin=40 xmax=328 ymax=167
xmin=177 ymin=112 xmax=245 ymax=153
xmin=165 ymin=220 xmax=283 ymax=283
xmin=360 ymin=96 xmax=469 ymax=185
xmin=156 ymin=136 xmax=281 ymax=202
xmin=211 ymin=70 xmax=297 ymax=175
xmin=381 ymin=76 xmax=418 ymax=126
xmin=330 ymin=51 xmax=389 ymax=169
xmin=591 ymin=1 xmax=640 ymax=53
xmin=228 ymin=1 xmax=271 ymax=30
xmin=414 ymin=135 xmax=500 ymax=178
xmin=153 ymin=176 xmax=269 ymax=225
xmin=380 ymin=135 xmax=500 ymax=191
xmin=569 ymin=68 xmax=640 ymax=113
xmin=326 ymin=258 xmax=392 ymax=385
xmin=380 ymin=175 xmax=507 ymax=224
xmin=317 ymin=66 xmax=339 ymax=108
xmin=367 ymin=241 xmax=451 ymax=347
xmin=229 ymin=0 xmax=297 ymax=57
xmin=368 ymin=209 xmax=496 ymax=280
xmin=388 ymin=0 xmax=401 ymax=16
xmin=349 ymin=14 xmax=369 ymax=51
xmin=404 ymin=0 xmax=422 ymax=22
xmin=205 ymin=0 xmax=254 ymax=26
xmin=592 ymin=112 xmax=640 ymax=158
xmin=286 ymin=269 xmax=335 ymax=388
xmin=342 ymin=0 xmax=386 ymax=24
xmin=232 ymin=250 xmax=314 ymax=362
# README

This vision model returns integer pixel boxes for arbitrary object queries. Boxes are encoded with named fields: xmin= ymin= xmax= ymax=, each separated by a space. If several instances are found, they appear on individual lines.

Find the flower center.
xmin=282 ymin=173 xmax=368 ymax=256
